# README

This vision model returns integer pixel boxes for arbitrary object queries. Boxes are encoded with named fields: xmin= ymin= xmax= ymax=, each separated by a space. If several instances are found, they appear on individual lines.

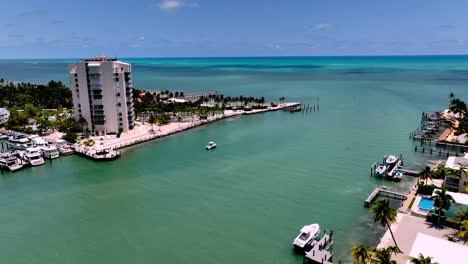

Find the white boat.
xmin=292 ymin=223 xmax=320 ymax=250
xmin=375 ymin=164 xmax=387 ymax=176
xmin=393 ymin=171 xmax=403 ymax=181
xmin=385 ymin=155 xmax=398 ymax=165
xmin=0 ymin=134 xmax=8 ymax=140
xmin=7 ymin=136 xmax=33 ymax=150
xmin=0 ymin=156 xmax=23 ymax=171
xmin=21 ymin=147 xmax=45 ymax=166
xmin=56 ymin=139 xmax=74 ymax=155
xmin=41 ymin=145 xmax=60 ymax=159
xmin=58 ymin=145 xmax=74 ymax=155
xmin=205 ymin=141 xmax=217 ymax=150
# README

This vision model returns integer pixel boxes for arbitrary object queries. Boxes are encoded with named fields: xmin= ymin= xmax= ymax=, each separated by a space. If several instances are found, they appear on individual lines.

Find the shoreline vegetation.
xmin=0 ymin=77 xmax=298 ymax=154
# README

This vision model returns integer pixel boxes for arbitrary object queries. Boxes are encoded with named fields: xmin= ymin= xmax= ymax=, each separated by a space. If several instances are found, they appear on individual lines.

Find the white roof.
xmin=0 ymin=108 xmax=9 ymax=114
xmin=167 ymin=98 xmax=187 ymax=103
xmin=445 ymin=156 xmax=468 ymax=170
xmin=447 ymin=191 xmax=468 ymax=206
xmin=406 ymin=233 xmax=468 ymax=264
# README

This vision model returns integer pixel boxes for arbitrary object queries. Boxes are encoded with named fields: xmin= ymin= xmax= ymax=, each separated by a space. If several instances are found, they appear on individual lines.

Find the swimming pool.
xmin=418 ymin=197 xmax=434 ymax=211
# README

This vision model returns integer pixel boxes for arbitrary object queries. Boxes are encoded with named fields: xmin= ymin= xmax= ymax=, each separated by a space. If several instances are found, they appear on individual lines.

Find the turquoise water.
xmin=1 ymin=56 xmax=468 ymax=263
xmin=418 ymin=197 xmax=434 ymax=211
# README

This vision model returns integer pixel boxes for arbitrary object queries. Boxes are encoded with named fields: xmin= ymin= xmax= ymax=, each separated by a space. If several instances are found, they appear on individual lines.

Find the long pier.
xmin=364 ymin=187 xmax=407 ymax=207
xmin=414 ymin=146 xmax=464 ymax=157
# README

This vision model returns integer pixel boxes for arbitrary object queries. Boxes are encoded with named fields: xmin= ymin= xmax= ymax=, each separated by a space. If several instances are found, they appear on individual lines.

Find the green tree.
xmin=24 ymin=103 xmax=38 ymax=117
xmin=62 ymin=132 xmax=77 ymax=143
xmin=457 ymin=220 xmax=468 ymax=244
xmin=372 ymin=199 xmax=401 ymax=253
xmin=371 ymin=246 xmax=399 ymax=264
xmin=454 ymin=208 xmax=468 ymax=222
xmin=148 ymin=115 xmax=155 ymax=132
xmin=408 ymin=253 xmax=439 ymax=264
xmin=351 ymin=244 xmax=372 ymax=264
xmin=432 ymin=188 xmax=454 ymax=225
xmin=78 ymin=117 xmax=88 ymax=131
xmin=418 ymin=166 xmax=433 ymax=186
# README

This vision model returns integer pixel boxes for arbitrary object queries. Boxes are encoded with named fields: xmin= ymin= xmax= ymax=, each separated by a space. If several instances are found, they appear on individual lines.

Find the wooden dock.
xmin=414 ymin=146 xmax=464 ymax=157
xmin=304 ymin=231 xmax=334 ymax=264
xmin=364 ymin=187 xmax=407 ymax=207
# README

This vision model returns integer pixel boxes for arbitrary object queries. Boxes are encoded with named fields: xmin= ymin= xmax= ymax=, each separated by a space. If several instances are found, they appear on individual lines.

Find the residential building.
xmin=0 ymin=108 xmax=10 ymax=125
xmin=443 ymin=154 xmax=468 ymax=193
xmin=68 ymin=56 xmax=135 ymax=135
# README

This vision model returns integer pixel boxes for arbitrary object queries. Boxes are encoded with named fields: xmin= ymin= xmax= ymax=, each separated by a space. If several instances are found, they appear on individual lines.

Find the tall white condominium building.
xmin=68 ymin=56 xmax=135 ymax=136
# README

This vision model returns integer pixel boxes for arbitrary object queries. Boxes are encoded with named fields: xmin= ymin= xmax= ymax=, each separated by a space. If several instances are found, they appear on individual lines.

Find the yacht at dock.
xmin=0 ymin=154 xmax=24 ymax=171
xmin=292 ymin=223 xmax=320 ymax=250
xmin=20 ymin=147 xmax=45 ymax=166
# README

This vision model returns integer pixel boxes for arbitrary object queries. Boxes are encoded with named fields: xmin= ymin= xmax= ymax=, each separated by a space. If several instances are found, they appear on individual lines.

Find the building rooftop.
xmin=406 ymin=233 xmax=468 ymax=264
xmin=445 ymin=156 xmax=468 ymax=170
xmin=83 ymin=56 xmax=117 ymax=62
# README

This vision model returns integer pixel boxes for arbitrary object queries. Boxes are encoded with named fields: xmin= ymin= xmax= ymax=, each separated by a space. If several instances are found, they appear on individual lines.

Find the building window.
xmin=119 ymin=113 xmax=122 ymax=116
xmin=75 ymin=78 xmax=78 ymax=82
xmin=115 ymin=78 xmax=119 ymax=82
xmin=76 ymin=83 xmax=79 ymax=88
xmin=119 ymin=122 xmax=123 ymax=126
xmin=76 ymin=89 xmax=79 ymax=93
xmin=119 ymin=118 xmax=123 ymax=121
xmin=464 ymin=181 xmax=468 ymax=187
xmin=118 ymin=103 xmax=121 ymax=106
xmin=79 ymin=114 xmax=82 ymax=118
xmin=117 ymin=93 xmax=120 ymax=96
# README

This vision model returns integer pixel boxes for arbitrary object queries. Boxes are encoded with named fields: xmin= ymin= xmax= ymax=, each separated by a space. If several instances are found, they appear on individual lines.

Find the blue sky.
xmin=1 ymin=0 xmax=468 ymax=58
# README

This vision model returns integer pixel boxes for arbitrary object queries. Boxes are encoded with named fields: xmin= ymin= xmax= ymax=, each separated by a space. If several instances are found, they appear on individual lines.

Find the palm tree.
xmin=418 ymin=166 xmax=433 ymax=186
xmin=371 ymin=246 xmax=398 ymax=264
xmin=372 ymin=199 xmax=401 ymax=253
xmin=449 ymin=92 xmax=455 ymax=105
xmin=177 ymin=116 xmax=182 ymax=127
xmin=148 ymin=115 xmax=155 ymax=132
xmin=432 ymin=188 xmax=454 ymax=225
xmin=351 ymin=244 xmax=372 ymax=263
xmin=408 ymin=253 xmax=439 ymax=264
xmin=456 ymin=220 xmax=468 ymax=244
xmin=455 ymin=208 xmax=468 ymax=222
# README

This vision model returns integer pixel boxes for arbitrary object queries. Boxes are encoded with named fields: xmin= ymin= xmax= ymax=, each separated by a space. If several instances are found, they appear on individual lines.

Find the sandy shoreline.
xmin=67 ymin=102 xmax=301 ymax=153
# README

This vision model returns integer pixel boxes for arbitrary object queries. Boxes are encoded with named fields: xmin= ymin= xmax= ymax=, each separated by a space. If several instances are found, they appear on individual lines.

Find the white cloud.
xmin=157 ymin=0 xmax=198 ymax=10
xmin=314 ymin=23 xmax=332 ymax=30
xmin=138 ymin=36 xmax=145 ymax=41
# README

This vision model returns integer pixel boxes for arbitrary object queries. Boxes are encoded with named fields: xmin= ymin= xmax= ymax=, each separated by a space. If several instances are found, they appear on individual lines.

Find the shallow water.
xmin=1 ymin=56 xmax=468 ymax=263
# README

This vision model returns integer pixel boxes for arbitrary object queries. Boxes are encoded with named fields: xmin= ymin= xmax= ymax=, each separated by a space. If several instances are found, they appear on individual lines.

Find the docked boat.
xmin=205 ymin=141 xmax=217 ymax=150
xmin=7 ymin=135 xmax=33 ymax=150
xmin=0 ymin=134 xmax=8 ymax=140
xmin=21 ymin=147 xmax=45 ymax=166
xmin=41 ymin=145 xmax=60 ymax=159
xmin=58 ymin=144 xmax=74 ymax=155
xmin=56 ymin=139 xmax=74 ymax=155
xmin=385 ymin=155 xmax=399 ymax=165
xmin=92 ymin=147 xmax=120 ymax=161
xmin=375 ymin=164 xmax=387 ymax=177
xmin=0 ymin=155 xmax=23 ymax=171
xmin=393 ymin=171 xmax=403 ymax=181
xmin=292 ymin=223 xmax=320 ymax=250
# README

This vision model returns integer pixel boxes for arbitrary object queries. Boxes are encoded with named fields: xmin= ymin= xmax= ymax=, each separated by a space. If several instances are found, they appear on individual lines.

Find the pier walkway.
xmin=304 ymin=232 xmax=334 ymax=264
xmin=364 ymin=187 xmax=407 ymax=207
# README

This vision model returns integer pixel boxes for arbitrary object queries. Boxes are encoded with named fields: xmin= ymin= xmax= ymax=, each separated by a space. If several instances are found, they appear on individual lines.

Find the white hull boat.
xmin=205 ymin=141 xmax=217 ymax=150
xmin=292 ymin=223 xmax=320 ymax=250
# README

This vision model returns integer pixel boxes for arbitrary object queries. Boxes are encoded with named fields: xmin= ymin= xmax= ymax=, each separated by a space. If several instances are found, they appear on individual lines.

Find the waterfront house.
xmin=0 ymin=108 xmax=10 ymax=125
xmin=443 ymin=154 xmax=468 ymax=193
